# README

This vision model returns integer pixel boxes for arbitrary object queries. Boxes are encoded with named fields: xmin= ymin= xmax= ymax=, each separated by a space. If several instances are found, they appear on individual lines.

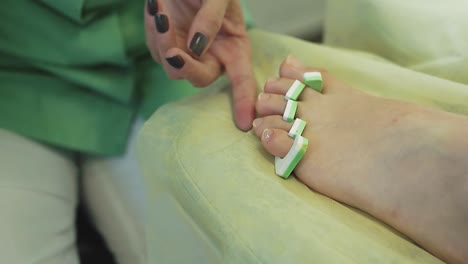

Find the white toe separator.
xmin=275 ymin=118 xmax=308 ymax=179
xmin=285 ymin=80 xmax=306 ymax=101
xmin=288 ymin=118 xmax=306 ymax=138
xmin=283 ymin=100 xmax=298 ymax=122
xmin=275 ymin=135 xmax=308 ymax=178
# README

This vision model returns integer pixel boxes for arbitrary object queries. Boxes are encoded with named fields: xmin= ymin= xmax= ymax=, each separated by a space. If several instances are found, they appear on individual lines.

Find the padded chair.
xmin=137 ymin=1 xmax=468 ymax=262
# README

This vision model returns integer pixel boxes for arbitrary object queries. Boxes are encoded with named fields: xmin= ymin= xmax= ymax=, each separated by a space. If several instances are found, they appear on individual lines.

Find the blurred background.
xmin=246 ymin=0 xmax=325 ymax=41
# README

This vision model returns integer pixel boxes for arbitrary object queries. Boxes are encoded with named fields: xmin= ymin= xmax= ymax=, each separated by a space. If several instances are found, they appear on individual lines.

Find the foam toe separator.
xmin=275 ymin=135 xmax=308 ymax=178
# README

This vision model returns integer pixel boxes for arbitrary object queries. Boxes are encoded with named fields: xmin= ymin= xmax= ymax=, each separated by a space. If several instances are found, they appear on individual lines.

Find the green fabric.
xmin=240 ymin=0 xmax=255 ymax=29
xmin=0 ymin=0 xmax=250 ymax=155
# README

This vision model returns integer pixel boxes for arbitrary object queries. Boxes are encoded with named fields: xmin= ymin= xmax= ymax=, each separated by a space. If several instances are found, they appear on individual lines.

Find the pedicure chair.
xmin=137 ymin=1 xmax=468 ymax=262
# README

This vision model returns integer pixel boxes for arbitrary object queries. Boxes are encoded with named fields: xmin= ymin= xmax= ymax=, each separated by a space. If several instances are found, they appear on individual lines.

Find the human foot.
xmin=253 ymin=56 xmax=468 ymax=263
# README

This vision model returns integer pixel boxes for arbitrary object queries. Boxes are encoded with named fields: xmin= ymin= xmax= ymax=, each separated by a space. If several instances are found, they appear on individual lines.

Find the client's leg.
xmin=81 ymin=119 xmax=147 ymax=264
xmin=253 ymin=56 xmax=468 ymax=263
xmin=0 ymin=129 xmax=79 ymax=264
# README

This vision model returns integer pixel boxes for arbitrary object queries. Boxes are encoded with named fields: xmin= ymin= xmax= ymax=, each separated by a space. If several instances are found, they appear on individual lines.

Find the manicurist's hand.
xmin=145 ymin=0 xmax=256 ymax=131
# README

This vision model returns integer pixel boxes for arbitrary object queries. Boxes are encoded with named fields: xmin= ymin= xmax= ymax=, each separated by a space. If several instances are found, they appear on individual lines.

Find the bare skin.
xmin=144 ymin=0 xmax=256 ymax=131
xmin=253 ymin=55 xmax=468 ymax=263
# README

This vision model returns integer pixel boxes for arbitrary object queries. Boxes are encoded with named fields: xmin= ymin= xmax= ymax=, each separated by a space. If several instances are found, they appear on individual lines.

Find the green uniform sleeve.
xmin=240 ymin=0 xmax=255 ymax=29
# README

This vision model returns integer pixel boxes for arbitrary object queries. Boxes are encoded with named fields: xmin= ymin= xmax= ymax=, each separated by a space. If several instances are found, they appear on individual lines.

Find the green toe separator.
xmin=304 ymin=72 xmax=323 ymax=93
xmin=275 ymin=136 xmax=309 ymax=178
xmin=283 ymin=100 xmax=298 ymax=122
xmin=308 ymin=80 xmax=323 ymax=93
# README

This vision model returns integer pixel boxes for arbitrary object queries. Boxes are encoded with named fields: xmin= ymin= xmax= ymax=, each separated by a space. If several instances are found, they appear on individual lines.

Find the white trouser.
xmin=0 ymin=120 xmax=146 ymax=264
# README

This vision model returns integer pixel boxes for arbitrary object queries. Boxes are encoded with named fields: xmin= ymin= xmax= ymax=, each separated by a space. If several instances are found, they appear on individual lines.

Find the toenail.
xmin=258 ymin=92 xmax=270 ymax=101
xmin=252 ymin=118 xmax=263 ymax=128
xmin=262 ymin=129 xmax=273 ymax=142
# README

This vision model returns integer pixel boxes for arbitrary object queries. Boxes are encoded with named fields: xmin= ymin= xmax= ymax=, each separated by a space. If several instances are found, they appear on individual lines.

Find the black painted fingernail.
xmin=166 ymin=55 xmax=185 ymax=69
xmin=189 ymin=32 xmax=208 ymax=56
xmin=155 ymin=14 xmax=168 ymax=33
xmin=147 ymin=0 xmax=157 ymax=16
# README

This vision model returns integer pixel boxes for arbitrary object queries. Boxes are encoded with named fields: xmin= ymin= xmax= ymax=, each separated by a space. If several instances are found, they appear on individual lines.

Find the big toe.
xmin=261 ymin=128 xmax=294 ymax=158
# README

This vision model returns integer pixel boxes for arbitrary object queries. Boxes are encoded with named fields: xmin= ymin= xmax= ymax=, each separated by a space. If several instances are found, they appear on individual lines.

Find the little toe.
xmin=261 ymin=128 xmax=294 ymax=158
xmin=279 ymin=55 xmax=333 ymax=94
xmin=252 ymin=116 xmax=292 ymax=137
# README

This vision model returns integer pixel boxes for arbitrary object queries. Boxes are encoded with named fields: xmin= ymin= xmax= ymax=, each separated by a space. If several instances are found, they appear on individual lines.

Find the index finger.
xmin=215 ymin=38 xmax=257 ymax=131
